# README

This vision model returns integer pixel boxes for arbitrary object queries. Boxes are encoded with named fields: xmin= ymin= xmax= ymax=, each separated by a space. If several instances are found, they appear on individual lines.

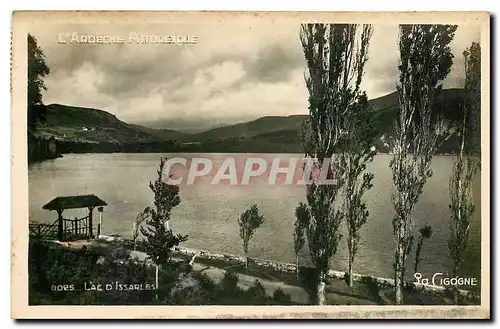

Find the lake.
xmin=28 ymin=153 xmax=482 ymax=282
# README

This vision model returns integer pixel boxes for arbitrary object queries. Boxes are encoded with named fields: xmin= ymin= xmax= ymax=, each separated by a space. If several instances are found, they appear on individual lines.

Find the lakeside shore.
xmin=52 ymin=235 xmax=480 ymax=305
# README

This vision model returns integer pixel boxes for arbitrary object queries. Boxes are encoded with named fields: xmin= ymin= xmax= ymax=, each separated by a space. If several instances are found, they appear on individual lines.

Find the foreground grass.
xmin=89 ymin=239 xmax=481 ymax=305
xmin=172 ymin=251 xmax=480 ymax=306
xmin=176 ymin=254 xmax=385 ymax=305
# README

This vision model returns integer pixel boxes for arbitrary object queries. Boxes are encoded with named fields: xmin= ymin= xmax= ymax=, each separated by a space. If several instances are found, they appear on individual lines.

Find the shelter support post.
xmin=88 ymin=206 xmax=94 ymax=238
xmin=97 ymin=206 xmax=103 ymax=237
xmin=57 ymin=209 xmax=64 ymax=241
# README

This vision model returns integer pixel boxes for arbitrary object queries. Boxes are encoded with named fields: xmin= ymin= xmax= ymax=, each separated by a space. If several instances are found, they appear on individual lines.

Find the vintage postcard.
xmin=11 ymin=11 xmax=490 ymax=319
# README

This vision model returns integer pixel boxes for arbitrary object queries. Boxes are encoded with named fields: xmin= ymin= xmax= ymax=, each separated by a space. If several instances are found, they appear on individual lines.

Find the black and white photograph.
xmin=10 ymin=11 xmax=491 ymax=319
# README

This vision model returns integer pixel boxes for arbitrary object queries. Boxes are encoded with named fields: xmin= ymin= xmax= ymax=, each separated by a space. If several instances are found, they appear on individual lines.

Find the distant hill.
xmin=37 ymin=88 xmax=466 ymax=154
xmin=129 ymin=124 xmax=190 ymax=141
xmin=37 ymin=104 xmax=157 ymax=144
xmin=191 ymin=115 xmax=307 ymax=141
xmin=186 ymin=88 xmax=465 ymax=147
xmin=371 ymin=88 xmax=465 ymax=136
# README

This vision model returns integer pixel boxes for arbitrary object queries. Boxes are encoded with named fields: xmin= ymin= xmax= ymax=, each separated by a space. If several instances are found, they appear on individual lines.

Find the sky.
xmin=32 ymin=22 xmax=481 ymax=132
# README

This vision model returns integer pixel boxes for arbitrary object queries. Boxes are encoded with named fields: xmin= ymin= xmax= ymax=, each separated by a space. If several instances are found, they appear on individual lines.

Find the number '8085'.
xmin=51 ymin=284 xmax=75 ymax=291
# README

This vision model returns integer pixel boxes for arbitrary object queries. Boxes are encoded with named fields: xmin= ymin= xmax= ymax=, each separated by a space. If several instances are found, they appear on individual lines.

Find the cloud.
xmin=445 ymin=24 xmax=481 ymax=89
xmin=360 ymin=25 xmax=400 ymax=98
xmin=245 ymin=43 xmax=305 ymax=83
xmin=31 ymin=22 xmax=481 ymax=131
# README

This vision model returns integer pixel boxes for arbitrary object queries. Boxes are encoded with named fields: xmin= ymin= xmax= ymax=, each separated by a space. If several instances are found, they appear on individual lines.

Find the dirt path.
xmin=128 ymin=250 xmax=376 ymax=305
xmin=128 ymin=250 xmax=309 ymax=304
xmin=57 ymin=240 xmax=471 ymax=305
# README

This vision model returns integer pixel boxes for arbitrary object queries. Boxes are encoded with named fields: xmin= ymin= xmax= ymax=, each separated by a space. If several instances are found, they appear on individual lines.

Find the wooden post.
xmin=97 ymin=207 xmax=103 ymax=237
xmin=88 ymin=206 xmax=94 ymax=238
xmin=132 ymin=222 xmax=137 ymax=251
xmin=155 ymin=264 xmax=159 ymax=300
xmin=57 ymin=209 xmax=63 ymax=241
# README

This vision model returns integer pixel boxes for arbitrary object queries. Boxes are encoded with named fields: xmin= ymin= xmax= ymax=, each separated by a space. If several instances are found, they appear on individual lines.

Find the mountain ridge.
xmin=35 ymin=88 xmax=465 ymax=153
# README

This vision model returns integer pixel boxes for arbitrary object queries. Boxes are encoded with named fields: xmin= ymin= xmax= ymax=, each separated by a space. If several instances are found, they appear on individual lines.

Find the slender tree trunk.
xmin=414 ymin=238 xmax=422 ymax=274
xmin=296 ymin=255 xmax=299 ymax=279
xmin=394 ymin=227 xmax=405 ymax=305
xmin=454 ymin=286 xmax=459 ymax=304
xmin=453 ymin=265 xmax=459 ymax=304
xmin=155 ymin=264 xmax=159 ymax=300
xmin=317 ymin=272 xmax=326 ymax=305
xmin=348 ymin=256 xmax=354 ymax=287
xmin=245 ymin=251 xmax=248 ymax=268
xmin=452 ymin=122 xmax=465 ymax=305
xmin=394 ymin=266 xmax=403 ymax=304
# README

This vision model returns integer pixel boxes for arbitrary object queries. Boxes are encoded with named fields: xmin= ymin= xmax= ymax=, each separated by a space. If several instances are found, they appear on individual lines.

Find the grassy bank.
xmin=28 ymin=238 xmax=298 ymax=305
xmin=117 ymin=238 xmax=480 ymax=305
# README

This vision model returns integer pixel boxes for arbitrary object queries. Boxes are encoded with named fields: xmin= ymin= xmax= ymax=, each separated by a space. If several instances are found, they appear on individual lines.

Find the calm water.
xmin=28 ymin=153 xmax=481 ymax=281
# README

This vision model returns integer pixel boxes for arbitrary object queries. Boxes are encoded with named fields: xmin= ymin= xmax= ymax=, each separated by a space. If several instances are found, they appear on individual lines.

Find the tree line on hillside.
xmin=55 ymin=139 xmax=304 ymax=154
xmin=56 ymin=140 xmax=182 ymax=154
xmin=41 ymin=131 xmax=466 ymax=156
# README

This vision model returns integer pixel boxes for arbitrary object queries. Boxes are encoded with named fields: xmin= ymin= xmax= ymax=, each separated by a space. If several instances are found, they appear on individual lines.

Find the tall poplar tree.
xmin=448 ymin=42 xmax=480 ymax=304
xmin=391 ymin=24 xmax=457 ymax=305
xmin=296 ymin=23 xmax=373 ymax=304
xmin=340 ymin=89 xmax=377 ymax=288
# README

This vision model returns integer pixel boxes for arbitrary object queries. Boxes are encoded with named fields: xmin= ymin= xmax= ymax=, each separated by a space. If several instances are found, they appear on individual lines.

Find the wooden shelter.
xmin=42 ymin=194 xmax=107 ymax=241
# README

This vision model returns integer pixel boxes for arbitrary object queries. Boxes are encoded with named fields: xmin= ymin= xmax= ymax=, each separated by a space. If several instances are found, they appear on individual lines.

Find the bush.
xmin=28 ymin=239 xmax=295 ymax=305
xmin=246 ymin=280 xmax=268 ymax=304
xmin=272 ymin=288 xmax=293 ymax=305
xmin=298 ymin=265 xmax=320 ymax=304
xmin=221 ymin=271 xmax=239 ymax=292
